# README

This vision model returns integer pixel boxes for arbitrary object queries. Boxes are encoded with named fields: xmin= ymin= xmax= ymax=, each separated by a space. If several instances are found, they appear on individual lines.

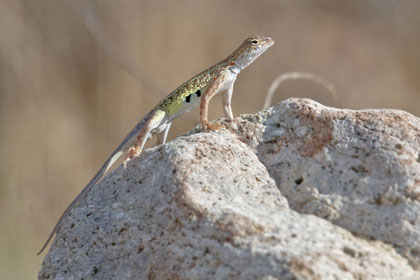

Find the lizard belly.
xmin=168 ymin=86 xmax=207 ymax=121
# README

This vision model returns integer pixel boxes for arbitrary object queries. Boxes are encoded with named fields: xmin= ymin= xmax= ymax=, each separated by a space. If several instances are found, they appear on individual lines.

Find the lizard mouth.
xmin=265 ymin=37 xmax=275 ymax=47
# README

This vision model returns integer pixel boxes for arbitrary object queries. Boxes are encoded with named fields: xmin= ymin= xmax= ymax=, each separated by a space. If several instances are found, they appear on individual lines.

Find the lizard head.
xmin=228 ymin=36 xmax=275 ymax=71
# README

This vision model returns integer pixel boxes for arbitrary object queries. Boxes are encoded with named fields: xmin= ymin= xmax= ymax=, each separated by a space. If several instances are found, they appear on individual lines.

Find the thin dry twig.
xmin=263 ymin=72 xmax=338 ymax=109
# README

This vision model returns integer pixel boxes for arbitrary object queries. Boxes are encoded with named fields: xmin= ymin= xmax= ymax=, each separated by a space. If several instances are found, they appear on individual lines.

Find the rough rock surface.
xmin=39 ymin=98 xmax=420 ymax=280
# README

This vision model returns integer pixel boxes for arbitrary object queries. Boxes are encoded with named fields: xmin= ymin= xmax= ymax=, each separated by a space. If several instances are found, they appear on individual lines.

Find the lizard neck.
xmin=223 ymin=47 xmax=261 ymax=73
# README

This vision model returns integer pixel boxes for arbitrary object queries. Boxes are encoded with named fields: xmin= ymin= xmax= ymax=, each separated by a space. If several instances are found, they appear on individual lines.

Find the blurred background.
xmin=1 ymin=0 xmax=419 ymax=278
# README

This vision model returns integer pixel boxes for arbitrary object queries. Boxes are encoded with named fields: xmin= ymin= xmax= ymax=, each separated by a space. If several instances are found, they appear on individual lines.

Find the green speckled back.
xmin=156 ymin=65 xmax=223 ymax=116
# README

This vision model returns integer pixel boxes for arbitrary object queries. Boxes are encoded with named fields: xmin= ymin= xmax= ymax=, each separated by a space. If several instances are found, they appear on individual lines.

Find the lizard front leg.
xmin=223 ymin=83 xmax=234 ymax=119
xmin=200 ymin=70 xmax=229 ymax=131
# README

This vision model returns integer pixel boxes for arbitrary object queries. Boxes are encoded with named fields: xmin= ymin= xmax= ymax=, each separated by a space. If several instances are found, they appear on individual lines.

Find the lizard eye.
xmin=251 ymin=39 xmax=259 ymax=45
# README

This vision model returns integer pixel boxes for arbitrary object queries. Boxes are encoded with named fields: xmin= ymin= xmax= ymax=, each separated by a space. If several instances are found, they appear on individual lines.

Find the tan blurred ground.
xmin=1 ymin=0 xmax=419 ymax=278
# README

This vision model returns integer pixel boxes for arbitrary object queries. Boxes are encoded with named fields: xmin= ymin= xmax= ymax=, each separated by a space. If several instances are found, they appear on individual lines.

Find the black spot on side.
xmin=186 ymin=94 xmax=191 ymax=103
xmin=196 ymin=89 xmax=201 ymax=97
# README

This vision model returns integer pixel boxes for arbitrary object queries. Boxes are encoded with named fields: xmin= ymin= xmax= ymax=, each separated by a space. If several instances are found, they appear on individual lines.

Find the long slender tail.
xmin=37 ymin=158 xmax=116 ymax=255
xmin=37 ymin=112 xmax=156 ymax=255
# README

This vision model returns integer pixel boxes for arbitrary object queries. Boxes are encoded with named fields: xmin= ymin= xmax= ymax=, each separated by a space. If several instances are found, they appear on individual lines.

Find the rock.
xmin=39 ymin=98 xmax=420 ymax=280
xmin=255 ymin=99 xmax=420 ymax=270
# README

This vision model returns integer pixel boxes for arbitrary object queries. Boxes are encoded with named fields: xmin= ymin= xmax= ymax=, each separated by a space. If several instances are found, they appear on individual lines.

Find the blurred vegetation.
xmin=1 ymin=0 xmax=419 ymax=278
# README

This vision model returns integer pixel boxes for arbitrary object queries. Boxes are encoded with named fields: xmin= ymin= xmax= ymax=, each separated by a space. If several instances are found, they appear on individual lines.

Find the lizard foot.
xmin=203 ymin=121 xmax=222 ymax=131
xmin=124 ymin=146 xmax=142 ymax=168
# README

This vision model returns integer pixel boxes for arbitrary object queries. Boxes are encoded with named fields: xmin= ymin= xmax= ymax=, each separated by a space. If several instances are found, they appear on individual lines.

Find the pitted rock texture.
xmin=255 ymin=100 xmax=420 ymax=270
xmin=39 ymin=98 xmax=420 ymax=280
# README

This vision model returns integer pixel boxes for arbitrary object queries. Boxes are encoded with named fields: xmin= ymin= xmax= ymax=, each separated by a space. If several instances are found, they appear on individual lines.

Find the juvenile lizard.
xmin=38 ymin=35 xmax=274 ymax=255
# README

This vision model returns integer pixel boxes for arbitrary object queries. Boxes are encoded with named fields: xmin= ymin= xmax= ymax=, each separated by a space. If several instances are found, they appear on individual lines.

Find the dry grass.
xmin=1 ymin=0 xmax=420 ymax=278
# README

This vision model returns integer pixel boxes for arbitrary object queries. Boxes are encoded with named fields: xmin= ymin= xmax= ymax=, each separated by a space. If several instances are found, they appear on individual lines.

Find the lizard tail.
xmin=37 ymin=147 xmax=127 ymax=255
xmin=37 ymin=110 xmax=163 ymax=255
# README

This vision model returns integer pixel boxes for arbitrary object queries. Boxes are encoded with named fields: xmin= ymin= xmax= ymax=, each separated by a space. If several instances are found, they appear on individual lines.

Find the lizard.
xmin=38 ymin=35 xmax=275 ymax=255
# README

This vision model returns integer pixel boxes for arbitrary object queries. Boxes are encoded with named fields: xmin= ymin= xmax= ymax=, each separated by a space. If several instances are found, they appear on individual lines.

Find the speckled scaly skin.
xmin=38 ymin=36 xmax=274 ymax=255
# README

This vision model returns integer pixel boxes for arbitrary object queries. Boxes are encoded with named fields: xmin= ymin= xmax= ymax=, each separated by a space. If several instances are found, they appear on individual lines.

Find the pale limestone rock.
xmin=39 ymin=98 xmax=420 ymax=280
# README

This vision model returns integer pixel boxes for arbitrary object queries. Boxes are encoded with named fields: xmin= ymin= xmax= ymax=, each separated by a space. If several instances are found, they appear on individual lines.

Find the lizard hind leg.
xmin=124 ymin=109 xmax=167 ymax=166
xmin=156 ymin=121 xmax=172 ymax=146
